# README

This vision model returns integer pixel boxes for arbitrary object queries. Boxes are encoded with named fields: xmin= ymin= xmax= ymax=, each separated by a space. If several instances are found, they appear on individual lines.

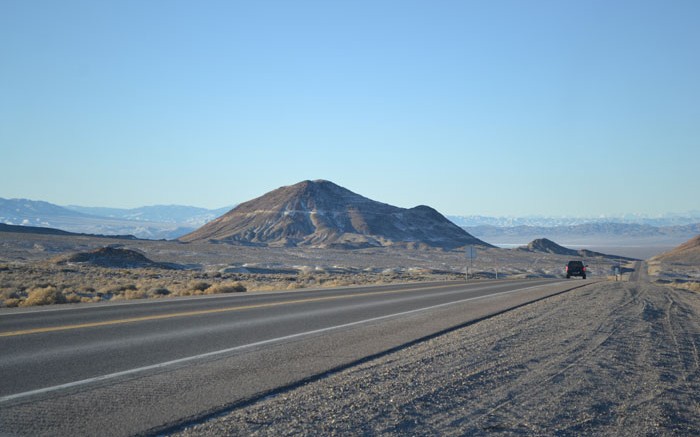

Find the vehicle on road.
xmin=566 ymin=260 xmax=587 ymax=279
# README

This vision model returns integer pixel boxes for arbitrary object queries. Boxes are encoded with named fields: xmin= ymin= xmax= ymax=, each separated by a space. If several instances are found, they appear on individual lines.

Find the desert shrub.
xmin=189 ymin=281 xmax=211 ymax=292
xmin=21 ymin=286 xmax=65 ymax=306
xmin=100 ymin=283 xmax=138 ymax=295
xmin=64 ymin=292 xmax=82 ymax=304
xmin=123 ymin=289 xmax=147 ymax=300
xmin=148 ymin=287 xmax=171 ymax=297
xmin=2 ymin=298 xmax=21 ymax=308
xmin=1 ymin=289 xmax=20 ymax=300
xmin=677 ymin=282 xmax=700 ymax=293
xmin=205 ymin=281 xmax=246 ymax=294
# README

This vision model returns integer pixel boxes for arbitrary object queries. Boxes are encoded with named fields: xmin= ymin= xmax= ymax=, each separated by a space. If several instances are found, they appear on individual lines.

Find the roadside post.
xmin=466 ymin=245 xmax=476 ymax=281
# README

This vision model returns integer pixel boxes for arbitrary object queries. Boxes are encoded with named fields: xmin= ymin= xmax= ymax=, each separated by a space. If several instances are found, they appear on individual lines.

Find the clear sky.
xmin=1 ymin=0 xmax=699 ymax=217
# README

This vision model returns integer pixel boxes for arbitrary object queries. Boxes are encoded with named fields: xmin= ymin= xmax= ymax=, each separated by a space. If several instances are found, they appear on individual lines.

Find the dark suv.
xmin=566 ymin=261 xmax=586 ymax=279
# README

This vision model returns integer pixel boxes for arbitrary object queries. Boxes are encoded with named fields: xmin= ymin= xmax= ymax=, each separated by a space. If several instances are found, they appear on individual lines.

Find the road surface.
xmin=171 ymin=270 xmax=700 ymax=436
xmin=0 ymin=278 xmax=584 ymax=436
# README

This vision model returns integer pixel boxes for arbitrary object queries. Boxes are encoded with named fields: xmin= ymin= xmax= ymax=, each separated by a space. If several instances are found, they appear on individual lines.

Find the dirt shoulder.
xmin=172 ymin=281 xmax=700 ymax=436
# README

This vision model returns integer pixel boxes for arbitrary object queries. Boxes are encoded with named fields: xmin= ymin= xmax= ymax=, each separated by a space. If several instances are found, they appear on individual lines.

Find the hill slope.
xmin=180 ymin=180 xmax=491 ymax=249
xmin=0 ymin=222 xmax=137 ymax=240
xmin=0 ymin=223 xmax=75 ymax=236
xmin=652 ymin=235 xmax=700 ymax=264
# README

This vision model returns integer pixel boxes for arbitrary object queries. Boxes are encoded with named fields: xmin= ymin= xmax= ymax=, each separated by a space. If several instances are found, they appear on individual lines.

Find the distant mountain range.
xmin=65 ymin=205 xmax=232 ymax=227
xmin=448 ymin=213 xmax=700 ymax=228
xmin=2 ymin=195 xmax=697 ymax=250
xmin=463 ymin=222 xmax=700 ymax=239
xmin=0 ymin=198 xmax=231 ymax=240
xmin=459 ymin=221 xmax=700 ymax=259
xmin=180 ymin=180 xmax=490 ymax=249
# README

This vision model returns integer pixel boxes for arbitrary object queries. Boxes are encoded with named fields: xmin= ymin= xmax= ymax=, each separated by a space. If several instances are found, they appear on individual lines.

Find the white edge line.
xmin=0 ymin=281 xmax=567 ymax=403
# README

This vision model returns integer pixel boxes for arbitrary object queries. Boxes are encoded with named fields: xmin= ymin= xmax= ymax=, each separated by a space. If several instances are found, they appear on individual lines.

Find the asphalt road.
xmin=0 ymin=278 xmax=589 ymax=436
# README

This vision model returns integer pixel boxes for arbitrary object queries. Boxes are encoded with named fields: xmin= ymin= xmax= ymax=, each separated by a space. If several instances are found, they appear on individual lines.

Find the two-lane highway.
xmin=0 ymin=278 xmax=590 ymax=436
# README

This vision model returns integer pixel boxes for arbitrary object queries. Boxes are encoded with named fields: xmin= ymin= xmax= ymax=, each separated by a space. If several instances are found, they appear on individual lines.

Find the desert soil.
xmin=172 ymin=279 xmax=700 ymax=436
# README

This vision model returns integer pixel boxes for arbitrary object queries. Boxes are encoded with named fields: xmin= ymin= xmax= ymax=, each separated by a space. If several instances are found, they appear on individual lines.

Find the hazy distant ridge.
xmin=0 ymin=198 xmax=229 ymax=240
xmin=449 ymin=213 xmax=700 ymax=228
xmin=2 ymin=196 xmax=697 ymax=247
xmin=65 ymin=205 xmax=233 ymax=227
xmin=463 ymin=222 xmax=700 ymax=239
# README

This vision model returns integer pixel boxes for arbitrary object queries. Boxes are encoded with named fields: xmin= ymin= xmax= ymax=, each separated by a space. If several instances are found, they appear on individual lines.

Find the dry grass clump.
xmin=205 ymin=281 xmax=247 ymax=294
xmin=2 ymin=290 xmax=22 ymax=307
xmin=675 ymin=282 xmax=700 ymax=293
xmin=21 ymin=286 xmax=65 ymax=306
xmin=148 ymin=287 xmax=171 ymax=297
xmin=189 ymin=281 xmax=211 ymax=292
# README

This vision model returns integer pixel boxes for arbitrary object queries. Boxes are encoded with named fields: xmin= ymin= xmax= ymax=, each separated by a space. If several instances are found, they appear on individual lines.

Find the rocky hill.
xmin=518 ymin=238 xmax=637 ymax=260
xmin=180 ymin=180 xmax=491 ymax=249
xmin=55 ymin=247 xmax=171 ymax=269
xmin=518 ymin=238 xmax=580 ymax=256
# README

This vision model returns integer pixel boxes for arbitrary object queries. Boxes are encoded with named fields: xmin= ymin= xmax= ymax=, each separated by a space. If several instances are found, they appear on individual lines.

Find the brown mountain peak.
xmin=180 ymin=180 xmax=492 ymax=249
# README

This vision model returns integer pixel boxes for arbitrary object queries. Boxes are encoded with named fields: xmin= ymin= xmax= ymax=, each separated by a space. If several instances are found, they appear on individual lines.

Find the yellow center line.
xmin=0 ymin=283 xmax=462 ymax=337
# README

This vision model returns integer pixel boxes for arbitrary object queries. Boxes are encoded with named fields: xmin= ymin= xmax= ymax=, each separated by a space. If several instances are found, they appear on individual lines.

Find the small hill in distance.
xmin=651 ymin=235 xmax=700 ymax=264
xmin=519 ymin=238 xmax=579 ymax=257
xmin=55 ymin=247 xmax=173 ymax=269
xmin=180 ymin=180 xmax=492 ymax=250
xmin=518 ymin=238 xmax=637 ymax=260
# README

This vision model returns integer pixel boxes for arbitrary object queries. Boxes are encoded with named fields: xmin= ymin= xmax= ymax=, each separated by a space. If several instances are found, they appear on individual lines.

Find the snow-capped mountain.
xmin=65 ymin=205 xmax=232 ymax=228
xmin=448 ymin=212 xmax=700 ymax=228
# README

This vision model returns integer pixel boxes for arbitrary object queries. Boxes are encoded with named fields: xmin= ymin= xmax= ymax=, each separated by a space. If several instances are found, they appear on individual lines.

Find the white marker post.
xmin=466 ymin=245 xmax=476 ymax=281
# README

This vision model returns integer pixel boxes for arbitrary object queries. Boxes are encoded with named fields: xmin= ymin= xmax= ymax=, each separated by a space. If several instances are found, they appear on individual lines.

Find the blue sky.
xmin=2 ymin=0 xmax=699 ymax=217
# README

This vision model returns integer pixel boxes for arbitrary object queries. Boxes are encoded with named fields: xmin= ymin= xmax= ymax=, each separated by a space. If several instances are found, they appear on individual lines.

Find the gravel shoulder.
xmin=172 ymin=280 xmax=700 ymax=436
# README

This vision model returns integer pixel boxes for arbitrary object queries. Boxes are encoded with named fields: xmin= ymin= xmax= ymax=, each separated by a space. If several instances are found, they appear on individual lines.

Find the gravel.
xmin=171 ymin=280 xmax=700 ymax=436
